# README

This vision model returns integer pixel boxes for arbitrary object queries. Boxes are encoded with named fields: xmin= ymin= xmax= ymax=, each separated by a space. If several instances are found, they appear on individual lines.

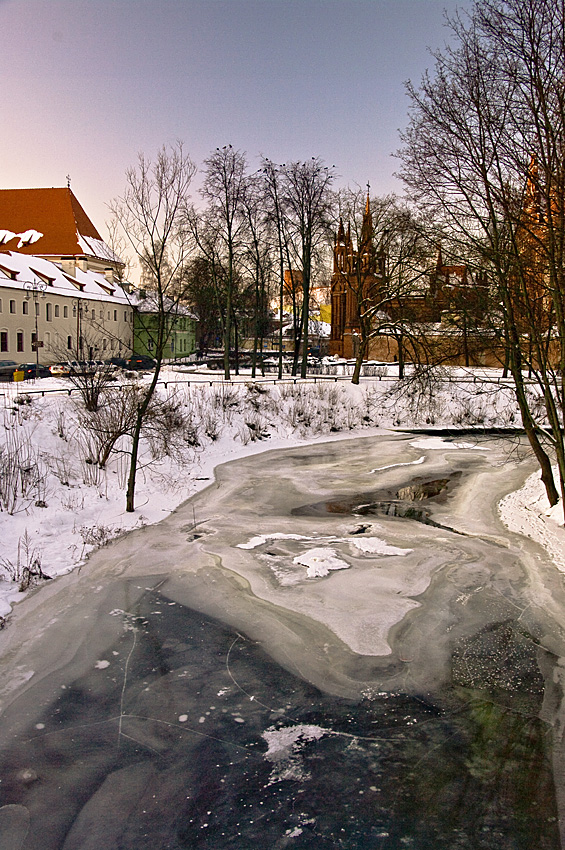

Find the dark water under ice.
xmin=0 ymin=582 xmax=559 ymax=850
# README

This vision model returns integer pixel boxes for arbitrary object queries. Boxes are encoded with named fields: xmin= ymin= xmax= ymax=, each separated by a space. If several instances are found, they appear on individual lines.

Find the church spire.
xmin=361 ymin=182 xmax=373 ymax=250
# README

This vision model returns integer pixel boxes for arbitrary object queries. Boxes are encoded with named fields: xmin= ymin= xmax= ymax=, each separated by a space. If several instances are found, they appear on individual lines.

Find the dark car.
xmin=15 ymin=363 xmax=51 ymax=380
xmin=125 ymin=355 xmax=157 ymax=370
xmin=104 ymin=357 xmax=128 ymax=369
xmin=0 ymin=360 xmax=18 ymax=382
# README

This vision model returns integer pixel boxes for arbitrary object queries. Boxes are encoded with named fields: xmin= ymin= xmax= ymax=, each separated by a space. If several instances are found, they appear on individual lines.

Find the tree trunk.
xmin=351 ymin=338 xmax=367 ymax=385
xmin=126 ymin=404 xmax=144 ymax=512
xmin=398 ymin=335 xmax=405 ymax=379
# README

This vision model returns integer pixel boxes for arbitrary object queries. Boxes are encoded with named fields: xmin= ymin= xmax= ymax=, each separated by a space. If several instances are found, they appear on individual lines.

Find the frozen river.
xmin=0 ymin=432 xmax=564 ymax=848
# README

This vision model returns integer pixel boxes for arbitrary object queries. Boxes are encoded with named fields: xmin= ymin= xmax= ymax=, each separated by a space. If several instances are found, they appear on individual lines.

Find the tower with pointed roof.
xmin=330 ymin=189 xmax=382 ymax=357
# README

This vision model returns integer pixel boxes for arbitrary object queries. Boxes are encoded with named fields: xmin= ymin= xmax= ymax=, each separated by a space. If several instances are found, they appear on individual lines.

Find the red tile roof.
xmin=0 ymin=187 xmax=104 ymax=258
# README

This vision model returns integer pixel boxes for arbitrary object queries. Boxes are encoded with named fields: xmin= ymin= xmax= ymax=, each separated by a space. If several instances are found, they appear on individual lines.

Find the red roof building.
xmin=0 ymin=187 xmax=124 ymax=279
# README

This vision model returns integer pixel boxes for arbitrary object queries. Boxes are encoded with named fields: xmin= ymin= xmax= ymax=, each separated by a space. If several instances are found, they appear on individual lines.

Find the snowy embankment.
xmin=0 ymin=364 xmax=561 ymax=620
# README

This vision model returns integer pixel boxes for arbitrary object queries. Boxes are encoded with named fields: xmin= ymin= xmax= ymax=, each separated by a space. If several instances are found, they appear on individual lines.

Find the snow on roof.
xmin=0 ymin=188 xmax=123 ymax=266
xmin=77 ymin=233 xmax=122 ymax=264
xmin=0 ymin=251 xmax=130 ymax=305
xmin=129 ymin=289 xmax=196 ymax=318
xmin=16 ymin=229 xmax=43 ymax=248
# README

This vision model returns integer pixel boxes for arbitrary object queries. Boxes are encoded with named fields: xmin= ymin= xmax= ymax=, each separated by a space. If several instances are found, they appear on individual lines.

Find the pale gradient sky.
xmin=0 ymin=0 xmax=470 ymax=244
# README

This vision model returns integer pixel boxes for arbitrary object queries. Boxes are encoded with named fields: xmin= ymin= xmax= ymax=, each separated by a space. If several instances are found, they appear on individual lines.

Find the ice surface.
xmin=349 ymin=537 xmax=412 ymax=556
xmin=293 ymin=547 xmax=350 ymax=577
xmin=0 ymin=432 xmax=565 ymax=846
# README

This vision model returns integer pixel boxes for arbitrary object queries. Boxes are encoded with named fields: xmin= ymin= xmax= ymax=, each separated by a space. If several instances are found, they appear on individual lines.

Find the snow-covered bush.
xmin=0 ymin=529 xmax=50 ymax=591
xmin=0 ymin=413 xmax=47 ymax=514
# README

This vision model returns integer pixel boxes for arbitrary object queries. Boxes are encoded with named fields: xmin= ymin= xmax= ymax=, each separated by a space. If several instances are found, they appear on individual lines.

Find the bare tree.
xmin=241 ymin=174 xmax=274 ymax=377
xmin=399 ymin=0 xmax=565 ymax=510
xmin=262 ymin=159 xmax=292 ymax=379
xmin=280 ymin=159 xmax=336 ymax=377
xmin=198 ymin=146 xmax=249 ymax=380
xmin=109 ymin=141 xmax=196 ymax=512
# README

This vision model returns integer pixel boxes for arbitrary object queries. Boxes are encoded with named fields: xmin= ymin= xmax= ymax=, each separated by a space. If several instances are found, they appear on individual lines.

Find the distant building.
xmin=329 ymin=192 xmax=492 ymax=365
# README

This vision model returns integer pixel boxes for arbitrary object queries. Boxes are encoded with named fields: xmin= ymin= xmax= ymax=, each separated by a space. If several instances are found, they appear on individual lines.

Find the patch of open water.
xmin=0 ymin=582 xmax=558 ymax=850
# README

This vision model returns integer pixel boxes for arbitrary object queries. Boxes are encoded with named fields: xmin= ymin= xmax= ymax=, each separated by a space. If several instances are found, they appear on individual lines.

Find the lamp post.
xmin=23 ymin=278 xmax=47 ymax=367
xmin=72 ymin=299 xmax=89 ymax=359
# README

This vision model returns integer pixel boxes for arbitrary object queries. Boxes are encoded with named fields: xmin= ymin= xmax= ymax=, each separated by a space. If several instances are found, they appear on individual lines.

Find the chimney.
xmin=104 ymin=267 xmax=115 ymax=284
xmin=61 ymin=257 xmax=76 ymax=277
xmin=76 ymin=257 xmax=88 ymax=272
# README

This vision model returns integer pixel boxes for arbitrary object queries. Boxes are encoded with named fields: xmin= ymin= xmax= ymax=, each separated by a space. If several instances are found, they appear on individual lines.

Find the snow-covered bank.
xmin=499 ymin=467 xmax=565 ymax=572
xmin=0 ymin=366 xmax=559 ymax=622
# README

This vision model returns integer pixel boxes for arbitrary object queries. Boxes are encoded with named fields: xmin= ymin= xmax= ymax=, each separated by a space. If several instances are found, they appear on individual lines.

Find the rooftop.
xmin=0 ymin=187 xmax=122 ymax=266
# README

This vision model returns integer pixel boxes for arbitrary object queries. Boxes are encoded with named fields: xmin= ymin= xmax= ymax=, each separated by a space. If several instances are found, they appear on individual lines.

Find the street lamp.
xmin=23 ymin=278 xmax=47 ymax=367
xmin=72 ymin=299 xmax=89 ymax=359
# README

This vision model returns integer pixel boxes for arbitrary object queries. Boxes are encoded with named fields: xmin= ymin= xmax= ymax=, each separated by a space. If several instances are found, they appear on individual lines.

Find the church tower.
xmin=330 ymin=186 xmax=381 ymax=357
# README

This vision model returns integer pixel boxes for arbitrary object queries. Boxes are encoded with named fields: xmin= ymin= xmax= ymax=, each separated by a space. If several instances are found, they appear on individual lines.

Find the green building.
xmin=132 ymin=292 xmax=197 ymax=361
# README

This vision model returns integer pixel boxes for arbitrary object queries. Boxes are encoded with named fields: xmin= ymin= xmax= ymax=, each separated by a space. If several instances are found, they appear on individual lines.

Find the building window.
xmin=55 ymin=304 xmax=60 ymax=318
xmin=100 ymin=308 xmax=103 ymax=319
xmin=16 ymin=332 xmax=23 ymax=352
xmin=124 ymin=310 xmax=127 ymax=322
xmin=0 ymin=299 xmax=2 ymax=312
xmin=46 ymin=303 xmax=52 ymax=322
xmin=64 ymin=306 xmax=68 ymax=318
xmin=35 ymin=302 xmax=39 ymax=317
xmin=0 ymin=331 xmax=7 ymax=352
xmin=10 ymin=300 xmax=16 ymax=314
xmin=31 ymin=332 xmax=37 ymax=350
xmin=102 ymin=338 xmax=107 ymax=350
xmin=22 ymin=301 xmax=28 ymax=315
xmin=114 ymin=309 xmax=117 ymax=321
xmin=67 ymin=336 xmax=72 ymax=350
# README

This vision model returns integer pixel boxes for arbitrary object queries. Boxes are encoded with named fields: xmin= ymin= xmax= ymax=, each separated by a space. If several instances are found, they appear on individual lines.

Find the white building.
xmin=0 ymin=251 xmax=133 ymax=364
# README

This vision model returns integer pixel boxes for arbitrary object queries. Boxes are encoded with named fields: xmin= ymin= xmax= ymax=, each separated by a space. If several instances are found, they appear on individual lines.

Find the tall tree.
xmin=262 ymin=159 xmax=291 ymax=379
xmin=109 ymin=141 xmax=196 ymax=512
xmin=399 ymin=0 xmax=565 ymax=510
xmin=199 ymin=146 xmax=249 ymax=380
xmin=180 ymin=254 xmax=224 ymax=354
xmin=280 ymin=159 xmax=336 ymax=377
xmin=241 ymin=174 xmax=274 ymax=377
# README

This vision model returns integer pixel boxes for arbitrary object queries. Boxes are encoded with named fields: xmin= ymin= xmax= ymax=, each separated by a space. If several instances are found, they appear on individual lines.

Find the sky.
xmin=0 ymin=0 xmax=471 ymax=245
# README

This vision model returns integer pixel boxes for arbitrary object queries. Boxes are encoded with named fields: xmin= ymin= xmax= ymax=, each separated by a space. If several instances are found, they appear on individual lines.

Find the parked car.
xmin=125 ymin=355 xmax=157 ymax=370
xmin=0 ymin=360 xmax=18 ymax=382
xmin=66 ymin=360 xmax=99 ymax=375
xmin=15 ymin=363 xmax=51 ymax=380
xmin=49 ymin=363 xmax=71 ymax=376
xmin=66 ymin=360 xmax=88 ymax=374
xmin=104 ymin=357 xmax=128 ymax=369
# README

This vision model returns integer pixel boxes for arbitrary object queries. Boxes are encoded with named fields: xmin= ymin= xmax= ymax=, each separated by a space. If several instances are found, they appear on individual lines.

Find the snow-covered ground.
xmin=0 ymin=363 xmax=562 ymax=621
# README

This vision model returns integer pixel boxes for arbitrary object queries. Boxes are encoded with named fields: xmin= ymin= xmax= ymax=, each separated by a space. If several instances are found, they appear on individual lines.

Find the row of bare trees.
xmin=104 ymin=0 xmax=565 ymax=516
xmin=106 ymin=146 xmax=347 ymax=509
